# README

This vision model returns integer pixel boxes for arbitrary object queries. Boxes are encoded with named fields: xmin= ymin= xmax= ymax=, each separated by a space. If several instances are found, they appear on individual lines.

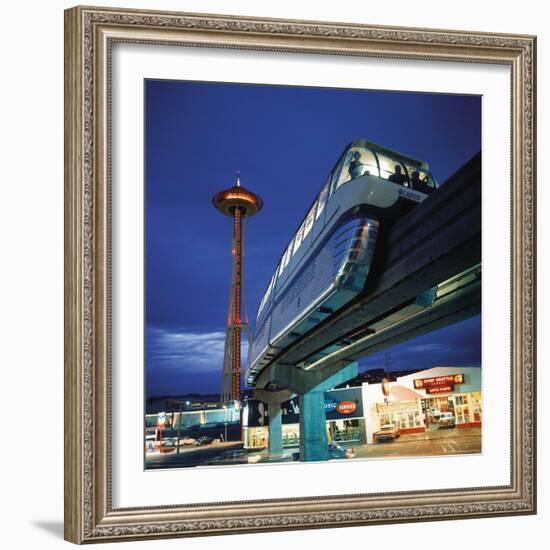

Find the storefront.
xmin=242 ymin=387 xmax=366 ymax=449
xmin=144 ymin=404 xmax=242 ymax=449
xmin=362 ymin=366 xmax=482 ymax=444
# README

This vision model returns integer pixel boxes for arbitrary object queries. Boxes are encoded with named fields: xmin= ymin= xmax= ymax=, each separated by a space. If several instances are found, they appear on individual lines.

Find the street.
xmin=356 ymin=426 xmax=481 ymax=459
xmin=146 ymin=441 xmax=243 ymax=469
xmin=145 ymin=427 xmax=481 ymax=469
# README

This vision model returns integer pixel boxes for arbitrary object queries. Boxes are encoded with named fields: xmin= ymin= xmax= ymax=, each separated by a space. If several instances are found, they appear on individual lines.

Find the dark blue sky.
xmin=145 ymin=79 xmax=481 ymax=397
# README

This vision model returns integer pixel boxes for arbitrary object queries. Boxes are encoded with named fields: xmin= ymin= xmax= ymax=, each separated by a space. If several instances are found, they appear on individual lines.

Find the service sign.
xmin=325 ymin=388 xmax=363 ymax=420
xmin=336 ymin=401 xmax=357 ymax=415
xmin=413 ymin=373 xmax=464 ymax=390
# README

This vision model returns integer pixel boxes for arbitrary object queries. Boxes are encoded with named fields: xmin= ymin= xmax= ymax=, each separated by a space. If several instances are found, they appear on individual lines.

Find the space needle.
xmin=213 ymin=173 xmax=263 ymax=405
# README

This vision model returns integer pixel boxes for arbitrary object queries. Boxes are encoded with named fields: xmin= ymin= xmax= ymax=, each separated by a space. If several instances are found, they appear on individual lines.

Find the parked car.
xmin=438 ymin=412 xmax=456 ymax=428
xmin=291 ymin=442 xmax=356 ymax=461
xmin=373 ymin=424 xmax=401 ymax=442
xmin=329 ymin=442 xmax=356 ymax=459
xmin=160 ymin=439 xmax=176 ymax=453
xmin=194 ymin=436 xmax=214 ymax=446
xmin=180 ymin=436 xmax=196 ymax=446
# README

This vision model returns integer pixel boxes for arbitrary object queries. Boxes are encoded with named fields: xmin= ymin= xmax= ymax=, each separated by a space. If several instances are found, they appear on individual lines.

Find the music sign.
xmin=413 ymin=373 xmax=464 ymax=393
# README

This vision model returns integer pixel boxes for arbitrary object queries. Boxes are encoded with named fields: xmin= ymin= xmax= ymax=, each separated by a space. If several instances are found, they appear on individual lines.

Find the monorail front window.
xmin=377 ymin=152 xmax=408 ymax=185
xmin=333 ymin=147 xmax=378 ymax=191
xmin=329 ymin=143 xmax=437 ymax=195
xmin=408 ymin=168 xmax=437 ymax=194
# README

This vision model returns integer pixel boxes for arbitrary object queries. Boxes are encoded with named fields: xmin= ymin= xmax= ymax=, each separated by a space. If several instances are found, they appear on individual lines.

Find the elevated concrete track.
xmin=253 ymin=152 xmax=481 ymax=461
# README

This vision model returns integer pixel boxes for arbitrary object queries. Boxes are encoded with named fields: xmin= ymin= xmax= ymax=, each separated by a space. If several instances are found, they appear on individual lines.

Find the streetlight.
xmin=176 ymin=402 xmax=183 ymax=454
xmin=222 ymin=405 xmax=228 ymax=442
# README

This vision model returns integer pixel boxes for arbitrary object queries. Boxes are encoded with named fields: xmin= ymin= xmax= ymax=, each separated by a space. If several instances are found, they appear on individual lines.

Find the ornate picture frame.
xmin=64 ymin=5 xmax=536 ymax=544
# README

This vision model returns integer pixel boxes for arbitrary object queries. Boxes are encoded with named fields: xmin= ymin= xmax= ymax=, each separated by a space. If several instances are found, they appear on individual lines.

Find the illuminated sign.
xmin=381 ymin=377 xmax=391 ymax=397
xmin=398 ymin=188 xmax=423 ymax=202
xmin=324 ymin=400 xmax=337 ymax=413
xmin=413 ymin=373 xmax=464 ymax=390
xmin=426 ymin=384 xmax=454 ymax=394
xmin=336 ymin=401 xmax=357 ymax=415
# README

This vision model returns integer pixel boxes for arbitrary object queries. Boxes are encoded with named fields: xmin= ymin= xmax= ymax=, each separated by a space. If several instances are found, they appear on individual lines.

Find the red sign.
xmin=336 ymin=401 xmax=357 ymax=415
xmin=426 ymin=384 xmax=454 ymax=394
xmin=413 ymin=373 xmax=464 ymax=390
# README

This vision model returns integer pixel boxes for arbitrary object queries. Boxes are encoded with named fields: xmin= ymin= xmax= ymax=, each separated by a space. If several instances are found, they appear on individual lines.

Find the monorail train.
xmin=246 ymin=140 xmax=438 ymax=386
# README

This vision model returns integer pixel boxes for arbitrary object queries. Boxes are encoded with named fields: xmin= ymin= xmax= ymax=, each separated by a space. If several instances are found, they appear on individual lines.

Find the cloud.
xmin=406 ymin=343 xmax=448 ymax=353
xmin=146 ymin=326 xmax=248 ymax=376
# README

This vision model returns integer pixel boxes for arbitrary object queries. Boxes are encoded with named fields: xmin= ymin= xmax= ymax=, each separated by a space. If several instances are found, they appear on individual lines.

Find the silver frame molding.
xmin=64 ymin=5 xmax=537 ymax=544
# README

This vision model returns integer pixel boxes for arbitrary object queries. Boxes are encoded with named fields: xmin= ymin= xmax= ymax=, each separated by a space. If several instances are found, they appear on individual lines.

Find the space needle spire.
xmin=212 ymin=172 xmax=263 ymax=404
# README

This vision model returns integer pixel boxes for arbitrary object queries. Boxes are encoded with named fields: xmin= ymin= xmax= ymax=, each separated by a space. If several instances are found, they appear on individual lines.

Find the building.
xmin=145 ymin=403 xmax=241 ymax=447
xmin=362 ymin=366 xmax=482 ymax=443
xmin=242 ymin=366 xmax=482 ymax=450
xmin=242 ymin=386 xmax=366 ymax=449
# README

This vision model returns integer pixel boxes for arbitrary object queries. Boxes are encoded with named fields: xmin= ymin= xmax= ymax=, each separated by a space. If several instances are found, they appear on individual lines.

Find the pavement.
xmin=145 ymin=427 xmax=481 ymax=469
xmin=355 ymin=426 xmax=481 ymax=459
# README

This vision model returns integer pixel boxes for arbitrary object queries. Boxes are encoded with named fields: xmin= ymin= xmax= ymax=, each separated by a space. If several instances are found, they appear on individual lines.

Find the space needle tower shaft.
xmin=213 ymin=175 xmax=263 ymax=404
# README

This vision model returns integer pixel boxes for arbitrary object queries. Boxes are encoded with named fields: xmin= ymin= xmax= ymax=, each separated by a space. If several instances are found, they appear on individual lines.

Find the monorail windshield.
xmin=331 ymin=141 xmax=438 ymax=195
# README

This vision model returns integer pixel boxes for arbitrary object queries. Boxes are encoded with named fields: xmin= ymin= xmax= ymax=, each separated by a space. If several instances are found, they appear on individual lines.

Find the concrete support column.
xmin=267 ymin=402 xmax=283 ymax=456
xmin=299 ymin=391 xmax=329 ymax=462
xmin=256 ymin=361 xmax=358 ymax=463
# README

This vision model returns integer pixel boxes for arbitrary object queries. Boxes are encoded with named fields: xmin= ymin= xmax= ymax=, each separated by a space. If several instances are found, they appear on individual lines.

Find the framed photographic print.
xmin=64 ymin=5 xmax=537 ymax=544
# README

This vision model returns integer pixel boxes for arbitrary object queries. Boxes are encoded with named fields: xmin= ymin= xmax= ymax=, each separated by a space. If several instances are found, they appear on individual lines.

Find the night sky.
xmin=145 ymin=79 xmax=481 ymax=397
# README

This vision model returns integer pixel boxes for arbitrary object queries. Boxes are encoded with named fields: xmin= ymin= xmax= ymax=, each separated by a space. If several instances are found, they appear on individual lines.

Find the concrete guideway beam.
xmin=256 ymin=360 xmax=356 ymax=395
xmin=256 ymin=361 xmax=358 ymax=462
xmin=304 ymin=268 xmax=481 ymax=372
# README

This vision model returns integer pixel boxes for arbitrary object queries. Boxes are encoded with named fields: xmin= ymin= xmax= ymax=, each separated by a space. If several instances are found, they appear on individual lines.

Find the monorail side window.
xmin=332 ymin=149 xmax=353 ymax=191
xmin=260 ymin=272 xmax=276 ymax=310
xmin=316 ymin=182 xmax=329 ymax=220
xmin=280 ymin=245 xmax=292 ymax=273
xmin=302 ymin=203 xmax=316 ymax=240
xmin=292 ymin=224 xmax=305 ymax=255
xmin=329 ymin=155 xmax=346 ymax=196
